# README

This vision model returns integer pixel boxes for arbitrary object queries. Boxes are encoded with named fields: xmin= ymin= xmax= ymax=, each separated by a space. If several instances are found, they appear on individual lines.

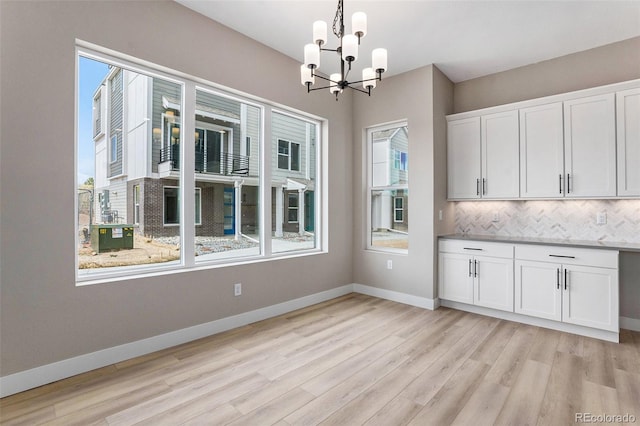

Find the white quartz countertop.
xmin=439 ymin=234 xmax=640 ymax=253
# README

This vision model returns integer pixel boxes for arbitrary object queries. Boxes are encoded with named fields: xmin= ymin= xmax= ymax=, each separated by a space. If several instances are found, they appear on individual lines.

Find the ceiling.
xmin=176 ymin=0 xmax=640 ymax=83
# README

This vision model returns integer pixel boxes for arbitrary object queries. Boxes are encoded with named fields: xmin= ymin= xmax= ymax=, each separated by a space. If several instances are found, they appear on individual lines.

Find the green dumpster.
xmin=91 ymin=224 xmax=134 ymax=253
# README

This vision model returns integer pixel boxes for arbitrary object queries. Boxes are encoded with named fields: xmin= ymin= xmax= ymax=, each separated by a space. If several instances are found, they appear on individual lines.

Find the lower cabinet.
xmin=515 ymin=247 xmax=619 ymax=332
xmin=439 ymin=238 xmax=620 ymax=339
xmin=439 ymin=240 xmax=514 ymax=312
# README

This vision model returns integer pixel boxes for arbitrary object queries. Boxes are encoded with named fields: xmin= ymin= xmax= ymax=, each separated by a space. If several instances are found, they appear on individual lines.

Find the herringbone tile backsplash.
xmin=454 ymin=200 xmax=640 ymax=243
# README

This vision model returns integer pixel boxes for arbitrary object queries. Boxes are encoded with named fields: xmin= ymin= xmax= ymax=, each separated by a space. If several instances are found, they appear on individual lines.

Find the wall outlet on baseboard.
xmin=386 ymin=260 xmax=393 ymax=270
xmin=234 ymin=283 xmax=242 ymax=296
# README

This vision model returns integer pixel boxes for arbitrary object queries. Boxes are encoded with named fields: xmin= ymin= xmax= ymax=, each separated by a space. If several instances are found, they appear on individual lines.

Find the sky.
xmin=77 ymin=56 xmax=109 ymax=184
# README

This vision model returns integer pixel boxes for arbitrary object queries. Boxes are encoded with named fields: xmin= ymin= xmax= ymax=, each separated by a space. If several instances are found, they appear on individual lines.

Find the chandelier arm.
xmin=346 ymin=85 xmax=371 ymax=95
xmin=313 ymin=73 xmax=340 ymax=84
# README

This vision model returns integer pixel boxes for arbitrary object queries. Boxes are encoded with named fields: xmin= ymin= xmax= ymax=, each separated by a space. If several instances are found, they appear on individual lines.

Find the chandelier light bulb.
xmin=352 ymin=12 xmax=367 ymax=39
xmin=304 ymin=43 xmax=320 ymax=69
xmin=329 ymin=73 xmax=341 ymax=94
xmin=362 ymin=68 xmax=376 ymax=89
xmin=342 ymin=34 xmax=358 ymax=62
xmin=313 ymin=20 xmax=327 ymax=45
xmin=372 ymin=48 xmax=388 ymax=73
xmin=300 ymin=64 xmax=314 ymax=85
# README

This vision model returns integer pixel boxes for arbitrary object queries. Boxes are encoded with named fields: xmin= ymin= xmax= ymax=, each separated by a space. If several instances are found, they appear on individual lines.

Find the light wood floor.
xmin=2 ymin=294 xmax=639 ymax=425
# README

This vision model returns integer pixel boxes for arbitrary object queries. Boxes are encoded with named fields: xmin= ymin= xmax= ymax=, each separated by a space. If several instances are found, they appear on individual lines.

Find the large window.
xmin=76 ymin=47 xmax=324 ymax=282
xmin=367 ymin=122 xmax=409 ymax=252
xmin=271 ymin=111 xmax=319 ymax=253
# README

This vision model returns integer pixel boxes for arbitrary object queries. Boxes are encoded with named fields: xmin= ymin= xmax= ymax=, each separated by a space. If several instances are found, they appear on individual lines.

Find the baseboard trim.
xmin=353 ymin=283 xmax=438 ymax=310
xmin=620 ymin=316 xmax=640 ymax=332
xmin=0 ymin=284 xmax=353 ymax=398
xmin=440 ymin=300 xmax=619 ymax=343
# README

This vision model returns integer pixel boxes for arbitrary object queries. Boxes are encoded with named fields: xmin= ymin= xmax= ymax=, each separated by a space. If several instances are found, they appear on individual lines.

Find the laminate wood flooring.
xmin=1 ymin=294 xmax=639 ymax=425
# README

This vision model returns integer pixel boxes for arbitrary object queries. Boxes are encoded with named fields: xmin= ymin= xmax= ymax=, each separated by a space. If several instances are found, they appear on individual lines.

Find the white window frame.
xmin=288 ymin=192 xmax=299 ymax=223
xmin=393 ymin=196 xmax=404 ymax=223
xmin=133 ymin=184 xmax=140 ymax=225
xmin=366 ymin=120 xmax=409 ymax=254
xmin=110 ymin=135 xmax=118 ymax=164
xmin=278 ymin=139 xmax=300 ymax=171
xmin=76 ymin=43 xmax=326 ymax=284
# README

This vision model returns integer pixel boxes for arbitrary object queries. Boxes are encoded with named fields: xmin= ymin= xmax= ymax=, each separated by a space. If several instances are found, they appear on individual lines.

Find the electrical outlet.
xmin=234 ymin=283 xmax=242 ymax=296
xmin=596 ymin=212 xmax=607 ymax=225
xmin=387 ymin=260 xmax=393 ymax=270
xmin=438 ymin=210 xmax=443 ymax=221
xmin=492 ymin=212 xmax=500 ymax=222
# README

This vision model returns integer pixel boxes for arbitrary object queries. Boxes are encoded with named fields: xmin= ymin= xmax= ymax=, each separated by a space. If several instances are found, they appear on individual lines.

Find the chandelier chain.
xmin=332 ymin=0 xmax=343 ymax=38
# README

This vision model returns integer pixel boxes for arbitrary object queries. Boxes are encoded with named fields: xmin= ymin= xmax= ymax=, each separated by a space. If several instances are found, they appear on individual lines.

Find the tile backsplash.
xmin=454 ymin=200 xmax=640 ymax=243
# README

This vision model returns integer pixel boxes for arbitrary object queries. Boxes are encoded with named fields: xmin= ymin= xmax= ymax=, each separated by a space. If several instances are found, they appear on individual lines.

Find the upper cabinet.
xmin=563 ymin=94 xmax=616 ymax=197
xmin=616 ymin=88 xmax=640 ymax=197
xmin=447 ymin=110 xmax=519 ymax=199
xmin=519 ymin=102 xmax=564 ymax=198
xmin=447 ymin=117 xmax=481 ymax=199
xmin=447 ymin=79 xmax=639 ymax=201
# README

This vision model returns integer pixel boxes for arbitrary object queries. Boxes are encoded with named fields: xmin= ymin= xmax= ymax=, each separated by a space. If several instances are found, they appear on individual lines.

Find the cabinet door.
xmin=474 ymin=255 xmax=514 ymax=312
xmin=563 ymin=265 xmax=618 ymax=332
xmin=439 ymin=253 xmax=474 ymax=304
xmin=515 ymin=260 xmax=562 ymax=321
xmin=447 ymin=117 xmax=481 ymax=199
xmin=564 ymin=94 xmax=616 ymax=197
xmin=481 ymin=110 xmax=520 ymax=199
xmin=617 ymin=88 xmax=640 ymax=197
xmin=519 ymin=103 xmax=565 ymax=198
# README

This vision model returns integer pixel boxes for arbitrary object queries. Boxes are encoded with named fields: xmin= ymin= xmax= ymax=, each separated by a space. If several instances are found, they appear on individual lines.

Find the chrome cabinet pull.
xmin=564 ymin=268 xmax=568 ymax=290
xmin=482 ymin=178 xmax=486 ymax=195
xmin=559 ymin=174 xmax=563 ymax=194
xmin=476 ymin=178 xmax=480 ymax=196
xmin=567 ymin=174 xmax=571 ymax=194
xmin=549 ymin=254 xmax=575 ymax=259
xmin=463 ymin=247 xmax=483 ymax=251
xmin=474 ymin=260 xmax=478 ymax=278
xmin=557 ymin=268 xmax=560 ymax=289
xmin=469 ymin=259 xmax=472 ymax=277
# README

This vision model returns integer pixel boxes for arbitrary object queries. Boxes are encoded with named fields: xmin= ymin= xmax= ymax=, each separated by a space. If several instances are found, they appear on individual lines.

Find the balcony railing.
xmin=160 ymin=145 xmax=249 ymax=176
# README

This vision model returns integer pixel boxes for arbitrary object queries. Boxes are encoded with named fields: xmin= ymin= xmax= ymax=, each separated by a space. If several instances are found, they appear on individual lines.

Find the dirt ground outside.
xmin=78 ymin=234 xmax=180 ymax=269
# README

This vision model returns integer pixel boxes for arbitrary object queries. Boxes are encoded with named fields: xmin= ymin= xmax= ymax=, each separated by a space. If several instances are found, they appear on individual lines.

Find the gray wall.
xmin=0 ymin=0 xmax=353 ymax=376
xmin=352 ymin=66 xmax=454 ymax=301
xmin=454 ymin=36 xmax=640 ymax=113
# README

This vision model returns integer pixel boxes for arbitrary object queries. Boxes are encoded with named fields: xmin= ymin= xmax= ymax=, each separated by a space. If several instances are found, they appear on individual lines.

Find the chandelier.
xmin=300 ymin=0 xmax=388 ymax=100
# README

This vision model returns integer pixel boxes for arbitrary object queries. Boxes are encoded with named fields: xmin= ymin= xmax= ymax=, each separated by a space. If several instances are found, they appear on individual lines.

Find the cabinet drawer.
xmin=439 ymin=239 xmax=514 ymax=258
xmin=514 ymin=244 xmax=618 ymax=268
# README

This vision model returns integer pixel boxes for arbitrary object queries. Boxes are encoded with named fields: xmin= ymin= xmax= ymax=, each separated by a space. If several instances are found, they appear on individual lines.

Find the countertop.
xmin=439 ymin=234 xmax=640 ymax=253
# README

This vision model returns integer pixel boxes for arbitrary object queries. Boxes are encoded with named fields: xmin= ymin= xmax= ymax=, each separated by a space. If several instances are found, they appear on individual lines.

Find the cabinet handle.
xmin=567 ymin=174 xmax=571 ymax=194
xmin=556 ymin=268 xmax=560 ymax=289
xmin=482 ymin=178 xmax=486 ymax=195
xmin=564 ymin=268 xmax=568 ymax=290
xmin=474 ymin=260 xmax=478 ymax=278
xmin=469 ymin=259 xmax=472 ymax=277
xmin=549 ymin=254 xmax=575 ymax=259
xmin=559 ymin=174 xmax=563 ymax=194
xmin=463 ymin=247 xmax=483 ymax=251
xmin=476 ymin=178 xmax=480 ymax=196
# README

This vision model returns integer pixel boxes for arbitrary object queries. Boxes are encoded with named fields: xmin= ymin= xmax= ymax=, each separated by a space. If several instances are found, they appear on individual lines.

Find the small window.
xmin=394 ymin=196 xmax=404 ymax=222
xmin=110 ymin=135 xmax=118 ymax=163
xmin=133 ymin=184 xmax=140 ymax=224
xmin=277 ymin=140 xmax=300 ymax=171
xmin=288 ymin=193 xmax=299 ymax=223
xmin=164 ymin=187 xmax=201 ymax=225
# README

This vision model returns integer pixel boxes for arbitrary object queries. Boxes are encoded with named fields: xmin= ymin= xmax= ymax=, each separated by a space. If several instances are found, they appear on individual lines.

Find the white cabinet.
xmin=616 ymin=88 xmax=640 ymax=196
xmin=447 ymin=117 xmax=481 ymax=199
xmin=439 ymin=240 xmax=514 ymax=312
xmin=563 ymin=94 xmax=616 ymax=197
xmin=519 ymin=102 xmax=565 ymax=198
xmin=448 ymin=111 xmax=519 ymax=199
xmin=481 ymin=110 xmax=520 ymax=198
xmin=515 ymin=245 xmax=619 ymax=332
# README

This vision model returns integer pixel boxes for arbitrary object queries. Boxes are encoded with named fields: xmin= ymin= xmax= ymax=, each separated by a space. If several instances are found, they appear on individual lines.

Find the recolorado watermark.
xmin=576 ymin=413 xmax=637 ymax=423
